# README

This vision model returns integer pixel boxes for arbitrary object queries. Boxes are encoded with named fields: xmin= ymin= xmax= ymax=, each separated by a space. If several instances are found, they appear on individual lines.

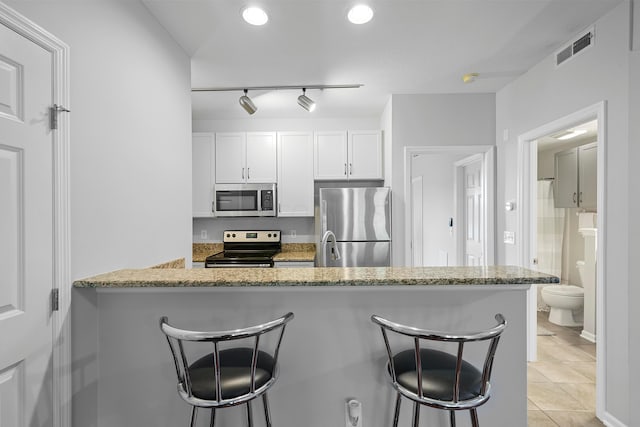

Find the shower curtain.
xmin=537 ymin=180 xmax=565 ymax=308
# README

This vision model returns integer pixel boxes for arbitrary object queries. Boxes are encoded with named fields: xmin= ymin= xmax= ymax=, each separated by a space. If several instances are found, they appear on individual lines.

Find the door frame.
xmin=404 ymin=145 xmax=495 ymax=267
xmin=516 ymin=101 xmax=606 ymax=419
xmin=0 ymin=3 xmax=71 ymax=427
xmin=410 ymin=175 xmax=423 ymax=266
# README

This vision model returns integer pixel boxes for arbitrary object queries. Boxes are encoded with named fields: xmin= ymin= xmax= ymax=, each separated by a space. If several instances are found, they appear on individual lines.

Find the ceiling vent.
xmin=555 ymin=26 xmax=595 ymax=67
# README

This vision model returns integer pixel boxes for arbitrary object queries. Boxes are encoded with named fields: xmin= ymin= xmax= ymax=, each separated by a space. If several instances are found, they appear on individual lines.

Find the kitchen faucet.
xmin=320 ymin=230 xmax=341 ymax=266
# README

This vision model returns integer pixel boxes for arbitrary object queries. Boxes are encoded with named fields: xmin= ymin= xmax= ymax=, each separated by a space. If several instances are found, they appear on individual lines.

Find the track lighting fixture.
xmin=238 ymin=89 xmax=257 ymax=115
xmin=297 ymin=88 xmax=316 ymax=112
xmin=193 ymin=84 xmax=363 ymax=114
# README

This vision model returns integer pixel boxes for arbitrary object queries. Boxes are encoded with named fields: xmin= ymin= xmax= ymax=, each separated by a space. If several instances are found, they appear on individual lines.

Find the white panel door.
xmin=215 ymin=132 xmax=246 ymax=183
xmin=314 ymin=131 xmax=348 ymax=180
xmin=192 ymin=133 xmax=215 ymax=217
xmin=277 ymin=132 xmax=314 ymax=216
xmin=348 ymin=130 xmax=382 ymax=180
xmin=246 ymin=132 xmax=276 ymax=183
xmin=0 ymin=22 xmax=54 ymax=426
xmin=411 ymin=176 xmax=424 ymax=267
xmin=463 ymin=159 xmax=484 ymax=266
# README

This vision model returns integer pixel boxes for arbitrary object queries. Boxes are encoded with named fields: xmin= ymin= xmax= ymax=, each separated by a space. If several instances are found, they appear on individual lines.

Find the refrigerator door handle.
xmin=321 ymin=199 xmax=327 ymax=231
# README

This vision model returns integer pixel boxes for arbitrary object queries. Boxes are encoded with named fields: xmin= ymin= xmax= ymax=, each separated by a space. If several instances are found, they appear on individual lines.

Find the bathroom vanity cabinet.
xmin=554 ymin=142 xmax=597 ymax=209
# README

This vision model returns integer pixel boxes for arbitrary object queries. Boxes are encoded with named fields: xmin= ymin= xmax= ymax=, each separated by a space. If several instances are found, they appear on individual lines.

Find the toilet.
xmin=541 ymin=282 xmax=584 ymax=327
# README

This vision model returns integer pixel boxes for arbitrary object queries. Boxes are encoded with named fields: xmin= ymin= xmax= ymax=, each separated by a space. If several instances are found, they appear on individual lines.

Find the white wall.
xmin=7 ymin=0 xmax=193 ymax=277
xmin=496 ymin=3 xmax=630 ymax=423
xmin=390 ymin=94 xmax=496 ymax=266
xmin=628 ymin=9 xmax=640 ymax=423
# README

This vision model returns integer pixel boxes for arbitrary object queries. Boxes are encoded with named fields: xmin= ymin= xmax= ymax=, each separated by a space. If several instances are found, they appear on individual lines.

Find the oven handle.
xmin=205 ymin=263 xmax=273 ymax=268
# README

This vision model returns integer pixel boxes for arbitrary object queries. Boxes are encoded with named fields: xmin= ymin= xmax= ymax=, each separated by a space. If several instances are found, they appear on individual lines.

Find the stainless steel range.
xmin=204 ymin=230 xmax=281 ymax=268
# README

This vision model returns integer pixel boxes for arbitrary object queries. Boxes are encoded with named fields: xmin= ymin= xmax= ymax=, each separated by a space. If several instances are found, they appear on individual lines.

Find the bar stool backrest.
xmin=371 ymin=314 xmax=506 ymax=410
xmin=160 ymin=312 xmax=294 ymax=407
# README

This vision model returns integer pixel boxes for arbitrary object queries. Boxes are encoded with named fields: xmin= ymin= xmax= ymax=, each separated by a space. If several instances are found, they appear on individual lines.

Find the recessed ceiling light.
xmin=242 ymin=6 xmax=268 ymax=26
xmin=347 ymin=4 xmax=373 ymax=25
xmin=555 ymin=129 xmax=587 ymax=140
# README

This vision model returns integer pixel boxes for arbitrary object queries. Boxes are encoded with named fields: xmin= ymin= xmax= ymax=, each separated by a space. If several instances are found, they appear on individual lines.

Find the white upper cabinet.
xmin=246 ymin=132 xmax=277 ymax=182
xmin=215 ymin=132 xmax=276 ymax=183
xmin=192 ymin=133 xmax=215 ymax=217
xmin=578 ymin=143 xmax=597 ymax=210
xmin=314 ymin=130 xmax=382 ymax=180
xmin=314 ymin=131 xmax=348 ymax=179
xmin=278 ymin=132 xmax=314 ymax=217
xmin=554 ymin=142 xmax=597 ymax=209
xmin=349 ymin=130 xmax=383 ymax=179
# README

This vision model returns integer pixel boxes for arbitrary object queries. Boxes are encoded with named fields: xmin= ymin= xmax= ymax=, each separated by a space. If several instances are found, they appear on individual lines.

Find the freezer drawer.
xmin=323 ymin=241 xmax=391 ymax=267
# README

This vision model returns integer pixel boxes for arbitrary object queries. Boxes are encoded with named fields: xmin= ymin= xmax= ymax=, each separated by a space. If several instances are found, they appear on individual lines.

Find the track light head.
xmin=297 ymin=88 xmax=316 ymax=112
xmin=239 ymin=89 xmax=257 ymax=115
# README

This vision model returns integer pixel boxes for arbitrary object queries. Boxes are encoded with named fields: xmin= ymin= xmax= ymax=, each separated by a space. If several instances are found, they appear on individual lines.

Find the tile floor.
xmin=528 ymin=311 xmax=603 ymax=426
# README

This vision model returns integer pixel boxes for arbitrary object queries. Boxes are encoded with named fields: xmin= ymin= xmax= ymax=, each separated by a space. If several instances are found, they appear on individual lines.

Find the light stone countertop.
xmin=73 ymin=265 xmax=558 ymax=288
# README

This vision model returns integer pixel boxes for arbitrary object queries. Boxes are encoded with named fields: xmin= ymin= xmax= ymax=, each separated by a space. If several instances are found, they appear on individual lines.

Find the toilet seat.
xmin=543 ymin=285 xmax=583 ymax=297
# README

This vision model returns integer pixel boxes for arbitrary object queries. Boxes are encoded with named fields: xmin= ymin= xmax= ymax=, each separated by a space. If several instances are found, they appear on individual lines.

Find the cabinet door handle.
xmin=344 ymin=163 xmax=347 ymax=175
xmin=211 ymin=201 xmax=215 ymax=213
xmin=278 ymin=202 xmax=281 ymax=213
xmin=573 ymin=192 xmax=577 ymax=204
xmin=349 ymin=163 xmax=353 ymax=175
xmin=247 ymin=167 xmax=250 ymax=180
xmin=242 ymin=168 xmax=245 ymax=179
xmin=579 ymin=191 xmax=583 ymax=204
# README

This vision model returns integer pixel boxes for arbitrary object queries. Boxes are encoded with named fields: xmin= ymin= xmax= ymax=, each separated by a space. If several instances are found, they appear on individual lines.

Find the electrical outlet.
xmin=200 ymin=230 xmax=207 ymax=240
xmin=503 ymin=231 xmax=515 ymax=245
xmin=345 ymin=399 xmax=362 ymax=427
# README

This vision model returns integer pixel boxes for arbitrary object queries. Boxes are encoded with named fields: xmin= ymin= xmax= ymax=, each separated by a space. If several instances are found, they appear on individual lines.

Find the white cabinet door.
xmin=554 ymin=148 xmax=578 ymax=208
xmin=246 ymin=132 xmax=277 ymax=183
xmin=278 ymin=132 xmax=314 ymax=216
xmin=215 ymin=133 xmax=246 ymax=183
xmin=192 ymin=133 xmax=215 ymax=217
xmin=314 ymin=131 xmax=348 ymax=180
xmin=578 ymin=142 xmax=597 ymax=210
xmin=349 ymin=130 xmax=383 ymax=180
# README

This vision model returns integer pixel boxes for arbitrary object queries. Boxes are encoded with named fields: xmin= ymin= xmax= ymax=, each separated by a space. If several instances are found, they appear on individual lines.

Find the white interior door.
xmin=0 ymin=21 xmax=55 ymax=426
xmin=411 ymin=176 xmax=423 ymax=266
xmin=461 ymin=156 xmax=484 ymax=266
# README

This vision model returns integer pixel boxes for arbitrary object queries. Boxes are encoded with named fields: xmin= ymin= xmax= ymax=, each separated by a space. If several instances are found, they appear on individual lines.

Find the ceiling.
xmin=141 ymin=0 xmax=622 ymax=120
xmin=537 ymin=119 xmax=598 ymax=152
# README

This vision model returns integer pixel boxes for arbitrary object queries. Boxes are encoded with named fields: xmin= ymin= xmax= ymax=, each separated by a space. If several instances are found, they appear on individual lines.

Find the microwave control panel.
xmin=261 ymin=190 xmax=274 ymax=210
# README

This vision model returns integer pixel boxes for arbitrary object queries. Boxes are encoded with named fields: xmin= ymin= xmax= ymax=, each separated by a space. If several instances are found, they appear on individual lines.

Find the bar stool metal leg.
xmin=412 ymin=401 xmax=420 ymax=427
xmin=246 ymin=400 xmax=254 ymax=427
xmin=210 ymin=408 xmax=216 ymax=427
xmin=189 ymin=406 xmax=198 ymax=427
xmin=262 ymin=393 xmax=272 ymax=427
xmin=392 ymin=393 xmax=401 ymax=427
xmin=470 ymin=408 xmax=479 ymax=427
xmin=449 ymin=410 xmax=456 ymax=427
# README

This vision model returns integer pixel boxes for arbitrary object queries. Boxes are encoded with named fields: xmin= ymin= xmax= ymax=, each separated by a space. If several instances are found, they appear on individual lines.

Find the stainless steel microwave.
xmin=213 ymin=183 xmax=277 ymax=217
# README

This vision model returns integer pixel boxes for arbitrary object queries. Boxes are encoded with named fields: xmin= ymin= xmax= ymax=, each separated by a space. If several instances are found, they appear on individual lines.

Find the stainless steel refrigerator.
xmin=317 ymin=187 xmax=391 ymax=267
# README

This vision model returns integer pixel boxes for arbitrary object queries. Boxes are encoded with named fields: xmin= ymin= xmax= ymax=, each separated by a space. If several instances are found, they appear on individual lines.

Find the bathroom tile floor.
xmin=528 ymin=311 xmax=602 ymax=426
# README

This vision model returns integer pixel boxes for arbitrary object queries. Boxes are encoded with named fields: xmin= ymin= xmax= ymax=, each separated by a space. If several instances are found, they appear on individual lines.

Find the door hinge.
xmin=51 ymin=288 xmax=59 ymax=311
xmin=49 ymin=104 xmax=70 ymax=130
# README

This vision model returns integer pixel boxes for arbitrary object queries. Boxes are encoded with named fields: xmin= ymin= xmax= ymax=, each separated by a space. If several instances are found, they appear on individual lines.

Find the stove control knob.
xmin=232 ymin=233 xmax=236 ymax=238
xmin=226 ymin=233 xmax=230 ymax=238
xmin=268 ymin=233 xmax=272 ymax=237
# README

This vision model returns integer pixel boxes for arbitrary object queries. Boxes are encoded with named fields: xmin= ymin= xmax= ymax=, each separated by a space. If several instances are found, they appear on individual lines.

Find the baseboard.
xmin=580 ymin=330 xmax=596 ymax=343
xmin=601 ymin=411 xmax=627 ymax=427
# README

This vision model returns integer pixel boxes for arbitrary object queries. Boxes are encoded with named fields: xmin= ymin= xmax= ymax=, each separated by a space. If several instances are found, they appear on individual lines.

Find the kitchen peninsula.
xmin=72 ymin=266 xmax=557 ymax=427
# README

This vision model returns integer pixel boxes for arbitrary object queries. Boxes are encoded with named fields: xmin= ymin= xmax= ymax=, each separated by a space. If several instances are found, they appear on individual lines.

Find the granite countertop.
xmin=73 ymin=265 xmax=558 ymax=288
xmin=193 ymin=243 xmax=315 ymax=263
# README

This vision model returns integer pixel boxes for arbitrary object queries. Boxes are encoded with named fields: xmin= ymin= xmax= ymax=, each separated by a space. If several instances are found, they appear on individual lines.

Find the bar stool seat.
xmin=371 ymin=314 xmax=507 ymax=427
xmin=393 ymin=349 xmax=482 ymax=403
xmin=187 ymin=348 xmax=275 ymax=401
xmin=160 ymin=313 xmax=294 ymax=427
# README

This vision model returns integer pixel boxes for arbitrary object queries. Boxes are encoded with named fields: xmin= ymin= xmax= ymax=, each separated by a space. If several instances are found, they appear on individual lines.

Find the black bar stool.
xmin=160 ymin=312 xmax=294 ymax=427
xmin=371 ymin=314 xmax=506 ymax=427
